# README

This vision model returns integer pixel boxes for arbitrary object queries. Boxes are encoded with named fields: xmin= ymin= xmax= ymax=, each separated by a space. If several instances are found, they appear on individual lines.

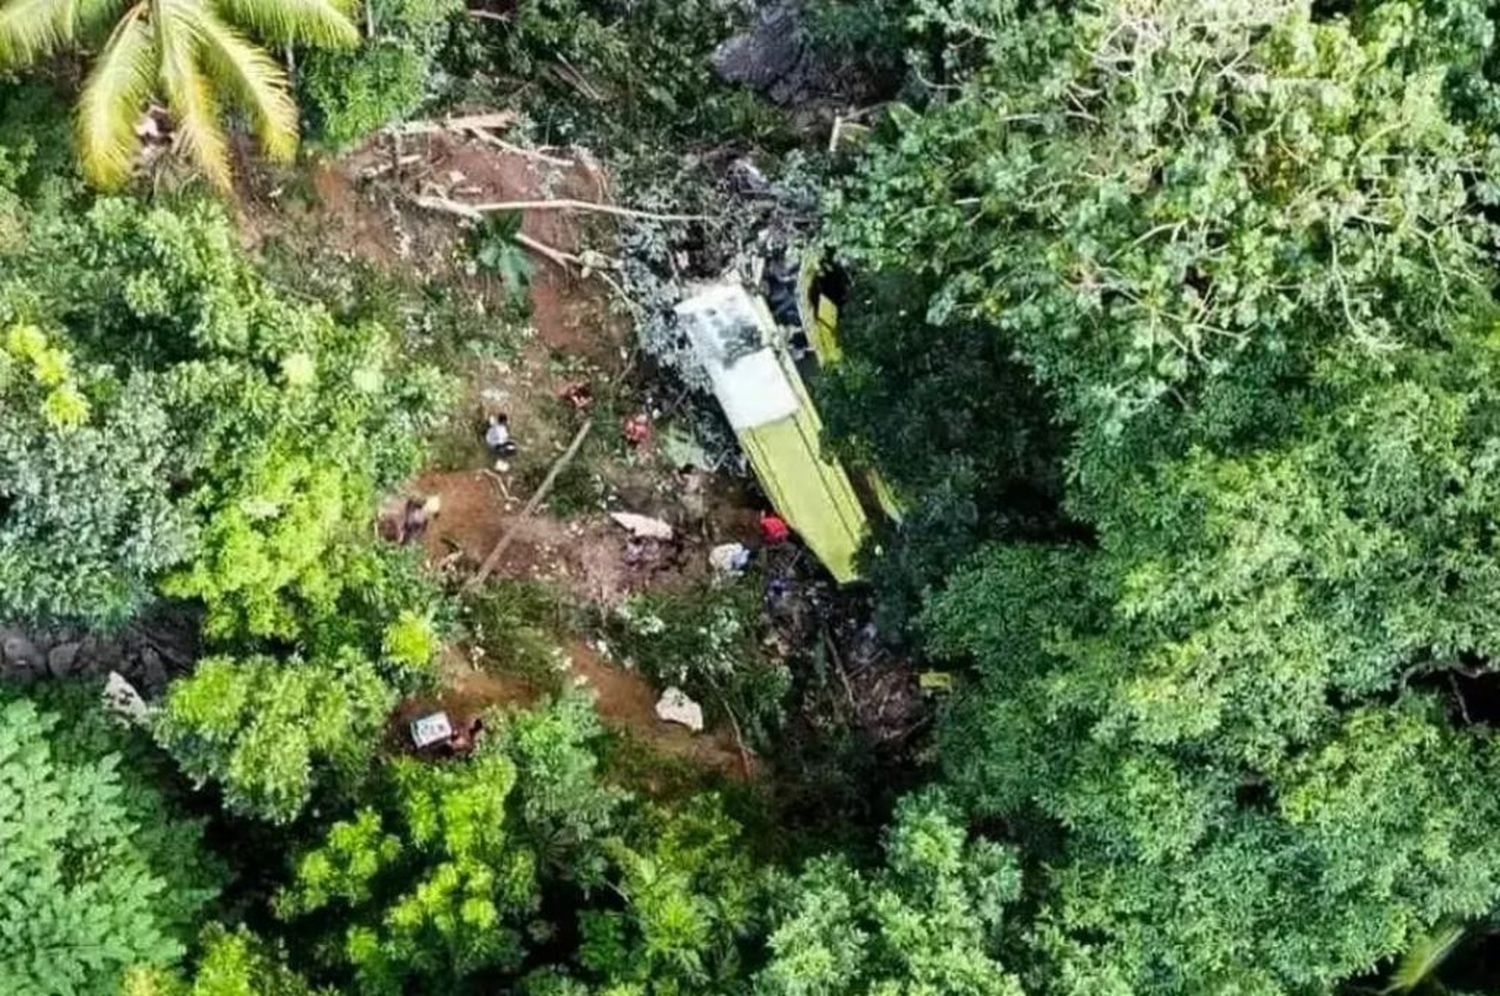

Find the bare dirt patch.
xmin=251 ymin=126 xmax=917 ymax=784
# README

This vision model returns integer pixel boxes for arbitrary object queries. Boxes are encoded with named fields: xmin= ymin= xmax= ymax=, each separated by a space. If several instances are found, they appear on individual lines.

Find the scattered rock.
xmin=103 ymin=672 xmax=151 ymax=725
xmin=712 ymin=1 xmax=840 ymax=106
xmin=2 ymin=633 xmax=43 ymax=670
xmin=47 ymin=642 xmax=82 ymax=677
xmin=655 ymin=687 xmax=705 ymax=732
xmin=709 ymin=542 xmax=752 ymax=575
xmin=610 ymin=512 xmax=675 ymax=541
xmin=138 ymin=647 xmax=168 ymax=692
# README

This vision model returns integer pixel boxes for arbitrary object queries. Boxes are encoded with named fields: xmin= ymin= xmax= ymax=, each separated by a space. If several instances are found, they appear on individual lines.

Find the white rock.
xmin=655 ymin=687 xmax=704 ymax=732
xmin=102 ymin=672 xmax=150 ymax=725
xmin=610 ymin=512 xmax=675 ymax=541
xmin=709 ymin=542 xmax=751 ymax=575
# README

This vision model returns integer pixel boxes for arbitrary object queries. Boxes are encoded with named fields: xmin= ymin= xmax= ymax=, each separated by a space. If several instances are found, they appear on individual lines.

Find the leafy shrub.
xmin=0 ymin=695 xmax=220 ymax=995
xmin=303 ymin=0 xmax=465 ymax=149
xmin=612 ymin=580 xmax=790 ymax=747
xmin=125 ymin=924 xmax=330 ymax=996
xmin=154 ymin=649 xmax=398 ymax=823
xmin=805 ymin=0 xmax=913 ymax=88
xmin=756 ymin=790 xmax=1023 ymax=996
xmin=277 ymin=693 xmax=623 ymax=995
xmin=463 ymin=579 xmax=573 ymax=686
xmin=567 ymin=794 xmax=768 ymax=993
xmin=455 ymin=0 xmax=784 ymax=147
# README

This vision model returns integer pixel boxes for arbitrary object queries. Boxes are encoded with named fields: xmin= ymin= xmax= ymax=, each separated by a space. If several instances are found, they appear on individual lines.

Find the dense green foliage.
xmin=127 ymin=925 xmax=331 ymax=996
xmin=822 ymin=0 xmax=1500 ymax=991
xmin=303 ymin=0 xmax=464 ymax=148
xmin=155 ymin=649 xmax=400 ymax=823
xmin=0 ymin=166 xmax=447 ymax=630
xmin=14 ymin=0 xmax=1500 ymax=992
xmin=0 ymin=695 xmax=219 ymax=995
xmin=276 ymin=694 xmax=620 ymax=994
xmin=757 ymin=790 xmax=1023 ymax=996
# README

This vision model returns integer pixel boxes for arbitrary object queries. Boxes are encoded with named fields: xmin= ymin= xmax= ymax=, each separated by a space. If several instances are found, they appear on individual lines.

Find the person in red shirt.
xmin=759 ymin=512 xmax=791 ymax=545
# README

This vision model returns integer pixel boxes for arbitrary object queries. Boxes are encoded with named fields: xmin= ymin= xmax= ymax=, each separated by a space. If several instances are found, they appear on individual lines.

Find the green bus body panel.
xmin=737 ymin=350 xmax=866 ymax=583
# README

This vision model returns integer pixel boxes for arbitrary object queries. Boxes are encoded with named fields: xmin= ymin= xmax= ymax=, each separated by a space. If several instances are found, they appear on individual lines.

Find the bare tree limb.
xmin=389 ymin=111 xmax=518 ymax=136
xmin=464 ymin=129 xmax=576 ymax=167
xmin=461 ymin=198 xmax=707 ymax=222
xmin=464 ymin=419 xmax=595 ymax=591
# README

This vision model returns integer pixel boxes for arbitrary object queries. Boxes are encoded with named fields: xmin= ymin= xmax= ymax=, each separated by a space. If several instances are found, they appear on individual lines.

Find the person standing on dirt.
xmin=485 ymin=414 xmax=518 ymax=464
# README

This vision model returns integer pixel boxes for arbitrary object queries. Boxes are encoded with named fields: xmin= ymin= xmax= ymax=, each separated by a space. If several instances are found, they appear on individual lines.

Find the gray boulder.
xmin=2 ymin=632 xmax=43 ymax=670
xmin=712 ymin=2 xmax=839 ymax=106
xmin=47 ymin=642 xmax=82 ymax=677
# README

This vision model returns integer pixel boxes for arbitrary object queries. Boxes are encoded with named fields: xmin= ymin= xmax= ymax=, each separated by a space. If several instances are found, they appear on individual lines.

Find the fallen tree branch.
xmin=464 ymin=418 xmax=595 ymax=591
xmin=464 ymin=129 xmax=576 ymax=167
xmin=409 ymin=194 xmax=622 ymax=271
xmin=390 ymin=111 xmax=518 ymax=136
xmin=462 ymin=198 xmax=708 ymax=222
xmin=514 ymin=231 xmax=581 ymax=270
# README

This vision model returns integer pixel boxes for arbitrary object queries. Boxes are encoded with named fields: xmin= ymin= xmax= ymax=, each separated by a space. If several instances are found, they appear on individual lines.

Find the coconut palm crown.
xmin=0 ymin=0 xmax=360 ymax=190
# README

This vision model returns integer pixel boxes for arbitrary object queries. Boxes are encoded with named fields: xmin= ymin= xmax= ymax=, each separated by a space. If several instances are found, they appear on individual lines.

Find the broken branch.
xmin=464 ymin=129 xmax=576 ymax=167
xmin=462 ymin=198 xmax=708 ymax=222
xmin=464 ymin=419 xmax=595 ymax=591
xmin=389 ymin=111 xmax=518 ymax=136
xmin=409 ymin=195 xmax=620 ymax=271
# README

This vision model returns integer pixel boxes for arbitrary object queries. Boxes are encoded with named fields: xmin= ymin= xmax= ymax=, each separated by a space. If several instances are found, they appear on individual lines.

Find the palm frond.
xmin=212 ymin=0 xmax=358 ymax=48
xmin=192 ymin=13 xmax=297 ymax=163
xmin=1385 ymin=922 xmax=1465 ymax=993
xmin=0 ymin=0 xmax=73 ymax=67
xmin=75 ymin=2 xmax=156 ymax=189
xmin=158 ymin=0 xmax=232 ymax=190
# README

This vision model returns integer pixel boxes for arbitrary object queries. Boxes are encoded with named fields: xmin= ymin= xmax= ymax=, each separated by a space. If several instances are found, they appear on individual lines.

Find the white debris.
xmin=609 ymin=512 xmax=675 ymax=541
xmin=102 ymin=672 xmax=150 ymax=725
xmin=709 ymin=542 xmax=752 ymax=575
xmin=410 ymin=711 xmax=454 ymax=748
xmin=655 ymin=687 xmax=705 ymax=732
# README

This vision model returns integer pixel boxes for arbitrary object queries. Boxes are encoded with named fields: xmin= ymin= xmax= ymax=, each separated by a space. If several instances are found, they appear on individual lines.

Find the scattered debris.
xmin=610 ymin=512 xmax=675 ymax=541
xmin=559 ymin=380 xmax=594 ymax=410
xmin=759 ymin=512 xmax=791 ymax=545
xmin=655 ymin=686 xmax=705 ymax=732
xmin=622 ymin=413 xmax=653 ymax=447
xmin=103 ymin=672 xmax=150 ymax=725
xmin=709 ymin=542 xmax=752 ymax=576
xmin=410 ymin=711 xmax=455 ymax=749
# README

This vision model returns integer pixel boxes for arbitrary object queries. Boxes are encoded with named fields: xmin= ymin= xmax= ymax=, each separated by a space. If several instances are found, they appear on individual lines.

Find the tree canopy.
xmin=0 ymin=694 xmax=219 ymax=995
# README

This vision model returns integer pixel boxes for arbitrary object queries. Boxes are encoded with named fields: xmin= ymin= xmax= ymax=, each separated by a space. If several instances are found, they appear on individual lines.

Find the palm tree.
xmin=0 ymin=0 xmax=360 ymax=190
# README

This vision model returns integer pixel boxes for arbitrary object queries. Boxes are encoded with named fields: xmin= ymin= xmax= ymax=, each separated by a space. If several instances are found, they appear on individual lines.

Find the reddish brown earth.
xmin=258 ymin=126 xmax=758 ymax=779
